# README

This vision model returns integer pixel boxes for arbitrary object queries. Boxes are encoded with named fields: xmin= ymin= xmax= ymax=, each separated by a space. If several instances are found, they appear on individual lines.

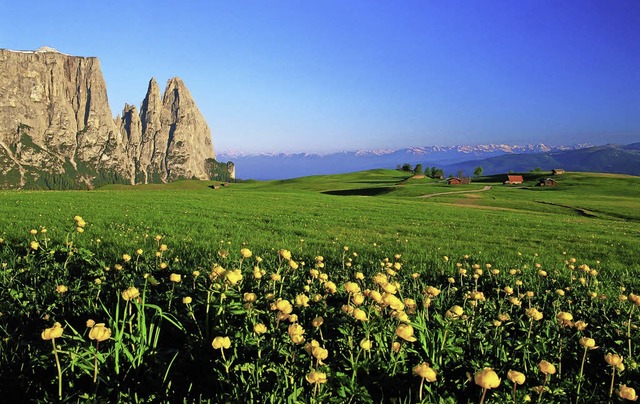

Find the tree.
xmin=432 ymin=168 xmax=444 ymax=178
xmin=414 ymin=164 xmax=423 ymax=175
xmin=424 ymin=166 xmax=432 ymax=178
xmin=401 ymin=163 xmax=412 ymax=172
xmin=474 ymin=166 xmax=483 ymax=176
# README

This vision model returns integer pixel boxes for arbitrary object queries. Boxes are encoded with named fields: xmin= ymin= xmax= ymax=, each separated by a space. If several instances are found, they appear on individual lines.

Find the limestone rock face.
xmin=0 ymin=48 xmax=220 ymax=189
xmin=120 ymin=77 xmax=217 ymax=183
xmin=160 ymin=77 xmax=216 ymax=181
xmin=0 ymin=48 xmax=128 ymax=188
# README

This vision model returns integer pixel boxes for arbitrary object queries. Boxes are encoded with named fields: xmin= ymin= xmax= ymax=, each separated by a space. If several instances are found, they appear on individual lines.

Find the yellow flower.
xmin=30 ymin=241 xmax=39 ymax=250
xmin=273 ymin=299 xmax=293 ymax=314
xmin=353 ymin=308 xmax=368 ymax=322
xmin=324 ymin=281 xmax=337 ymax=294
xmin=122 ymin=254 xmax=131 ymax=262
xmin=556 ymin=311 xmax=573 ymax=323
xmin=413 ymin=362 xmax=437 ymax=382
xmin=360 ymin=338 xmax=372 ymax=351
xmin=312 ymin=316 xmax=324 ymax=328
xmin=170 ymin=273 xmax=182 ymax=283
xmin=619 ymin=384 xmax=638 ymax=401
xmin=240 ymin=248 xmax=252 ymax=258
xmin=159 ymin=244 xmax=168 ymax=252
xmin=279 ymin=249 xmax=292 ymax=260
xmin=579 ymin=337 xmax=597 ymax=349
xmin=574 ymin=320 xmax=588 ymax=331
xmin=446 ymin=305 xmax=464 ymax=319
xmin=136 ymin=249 xmax=143 ymax=255
xmin=56 ymin=285 xmax=68 ymax=294
xmin=288 ymin=260 xmax=299 ymax=270
xmin=605 ymin=353 xmax=624 ymax=367
xmin=353 ymin=293 xmax=365 ymax=306
xmin=383 ymin=293 xmax=404 ymax=311
xmin=182 ymin=296 xmax=192 ymax=304
xmin=525 ymin=308 xmax=543 ymax=321
xmin=304 ymin=339 xmax=320 ymax=355
xmin=121 ymin=286 xmax=140 ymax=301
xmin=425 ymin=286 xmax=441 ymax=297
xmin=295 ymin=294 xmax=310 ymax=307
xmin=369 ymin=290 xmax=383 ymax=304
xmin=474 ymin=368 xmax=501 ymax=389
xmin=306 ymin=370 xmax=327 ymax=384
xmin=86 ymin=319 xmax=96 ymax=328
xmin=41 ymin=322 xmax=64 ymax=340
xmin=239 ymin=293 xmax=256 ymax=304
xmin=538 ymin=360 xmax=556 ymax=375
xmin=254 ymin=323 xmax=267 ymax=334
xmin=226 ymin=269 xmax=243 ymax=285
xmin=344 ymin=282 xmax=361 ymax=294
xmin=211 ymin=336 xmax=231 ymax=349
xmin=507 ymin=370 xmax=526 ymax=385
xmin=288 ymin=324 xmax=305 ymax=345
xmin=311 ymin=346 xmax=329 ymax=361
xmin=395 ymin=323 xmax=417 ymax=342
xmin=88 ymin=323 xmax=111 ymax=342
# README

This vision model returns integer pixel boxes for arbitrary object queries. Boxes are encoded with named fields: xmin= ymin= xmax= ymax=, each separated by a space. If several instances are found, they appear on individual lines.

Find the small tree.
xmin=414 ymin=164 xmax=423 ymax=175
xmin=474 ymin=166 xmax=483 ymax=176
xmin=424 ymin=166 xmax=432 ymax=178
xmin=401 ymin=163 xmax=412 ymax=172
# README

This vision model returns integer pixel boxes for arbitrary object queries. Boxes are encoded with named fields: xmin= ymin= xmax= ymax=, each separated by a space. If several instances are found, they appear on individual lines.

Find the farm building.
xmin=448 ymin=177 xmax=471 ymax=185
xmin=538 ymin=178 xmax=557 ymax=186
xmin=552 ymin=169 xmax=565 ymax=175
xmin=504 ymin=175 xmax=524 ymax=185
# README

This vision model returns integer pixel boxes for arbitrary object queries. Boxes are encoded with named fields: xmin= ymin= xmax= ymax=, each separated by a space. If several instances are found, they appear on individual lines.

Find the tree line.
xmin=396 ymin=163 xmax=483 ymax=178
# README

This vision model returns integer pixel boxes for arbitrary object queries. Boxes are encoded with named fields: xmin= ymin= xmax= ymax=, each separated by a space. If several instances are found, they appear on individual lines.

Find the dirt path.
xmin=418 ymin=185 xmax=493 ymax=198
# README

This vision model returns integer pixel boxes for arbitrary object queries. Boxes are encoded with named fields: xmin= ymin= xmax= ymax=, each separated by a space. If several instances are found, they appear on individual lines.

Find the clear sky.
xmin=2 ymin=1 xmax=639 ymax=154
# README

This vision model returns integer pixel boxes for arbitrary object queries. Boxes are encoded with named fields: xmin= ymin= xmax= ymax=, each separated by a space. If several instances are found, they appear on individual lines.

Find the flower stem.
xmin=628 ymin=305 xmax=635 ymax=358
xmin=609 ymin=367 xmax=615 ymax=399
xmin=576 ymin=347 xmax=587 ymax=400
xmin=479 ymin=387 xmax=488 ymax=404
xmin=93 ymin=341 xmax=100 ymax=383
xmin=52 ymin=338 xmax=63 ymax=400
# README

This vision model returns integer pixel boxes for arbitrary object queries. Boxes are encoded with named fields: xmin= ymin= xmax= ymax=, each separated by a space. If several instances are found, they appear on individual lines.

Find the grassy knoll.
xmin=1 ymin=170 xmax=639 ymax=402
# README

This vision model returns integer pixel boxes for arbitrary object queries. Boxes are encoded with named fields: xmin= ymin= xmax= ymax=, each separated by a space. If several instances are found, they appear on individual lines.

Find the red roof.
xmin=507 ymin=175 xmax=524 ymax=183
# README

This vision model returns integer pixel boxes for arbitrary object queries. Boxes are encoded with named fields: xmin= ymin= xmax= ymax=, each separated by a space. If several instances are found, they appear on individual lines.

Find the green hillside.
xmin=1 ymin=169 xmax=640 ymax=402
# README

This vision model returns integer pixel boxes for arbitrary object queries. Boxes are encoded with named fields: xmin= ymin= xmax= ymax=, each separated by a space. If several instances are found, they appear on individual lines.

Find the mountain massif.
xmin=0 ymin=47 xmax=231 ymax=189
xmin=218 ymin=144 xmax=598 ymax=180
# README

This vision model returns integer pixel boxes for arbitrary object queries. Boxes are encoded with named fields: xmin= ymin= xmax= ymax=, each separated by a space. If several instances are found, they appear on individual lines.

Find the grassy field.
xmin=1 ymin=170 xmax=639 ymax=402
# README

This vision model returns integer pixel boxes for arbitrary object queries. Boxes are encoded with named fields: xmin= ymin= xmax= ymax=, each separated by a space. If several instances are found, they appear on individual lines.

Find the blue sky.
xmin=2 ymin=1 xmax=639 ymax=153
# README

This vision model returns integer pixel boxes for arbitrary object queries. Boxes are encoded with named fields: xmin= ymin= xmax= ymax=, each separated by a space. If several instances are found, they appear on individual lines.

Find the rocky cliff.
xmin=0 ymin=47 xmax=225 ymax=189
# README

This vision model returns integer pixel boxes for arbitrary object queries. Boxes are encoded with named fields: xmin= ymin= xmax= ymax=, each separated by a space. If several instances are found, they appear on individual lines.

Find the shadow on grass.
xmin=322 ymin=187 xmax=395 ymax=196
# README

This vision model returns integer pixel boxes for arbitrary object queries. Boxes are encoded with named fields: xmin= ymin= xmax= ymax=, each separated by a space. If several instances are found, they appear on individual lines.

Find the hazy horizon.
xmin=3 ymin=1 xmax=639 ymax=154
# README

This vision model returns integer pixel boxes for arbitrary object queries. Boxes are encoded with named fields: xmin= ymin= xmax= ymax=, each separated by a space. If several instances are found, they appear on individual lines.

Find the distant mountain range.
xmin=443 ymin=143 xmax=640 ymax=177
xmin=217 ymin=142 xmax=640 ymax=180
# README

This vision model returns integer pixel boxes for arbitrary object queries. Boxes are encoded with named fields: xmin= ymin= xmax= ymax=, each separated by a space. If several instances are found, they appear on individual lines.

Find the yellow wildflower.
xmin=413 ymin=362 xmax=437 ymax=382
xmin=41 ymin=322 xmax=64 ymax=340
xmin=475 ymin=368 xmax=501 ymax=389
xmin=395 ymin=323 xmax=417 ymax=342
xmin=88 ymin=323 xmax=111 ymax=342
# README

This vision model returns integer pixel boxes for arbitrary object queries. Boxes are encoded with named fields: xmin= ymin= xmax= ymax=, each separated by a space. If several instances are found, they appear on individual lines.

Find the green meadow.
xmin=1 ymin=170 xmax=640 ymax=402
